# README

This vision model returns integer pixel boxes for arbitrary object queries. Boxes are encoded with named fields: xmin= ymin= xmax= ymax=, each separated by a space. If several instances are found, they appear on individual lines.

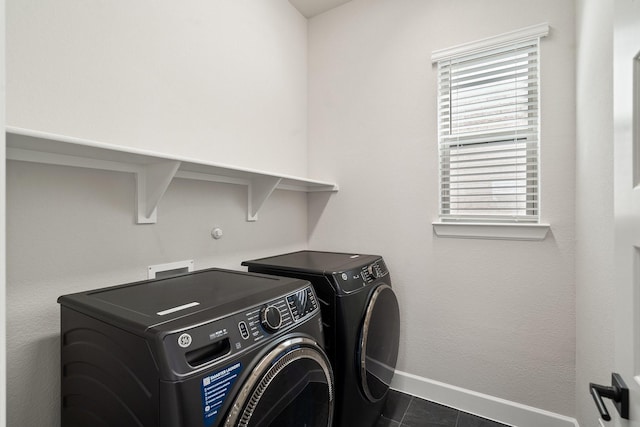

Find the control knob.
xmin=367 ymin=264 xmax=380 ymax=279
xmin=260 ymin=305 xmax=282 ymax=332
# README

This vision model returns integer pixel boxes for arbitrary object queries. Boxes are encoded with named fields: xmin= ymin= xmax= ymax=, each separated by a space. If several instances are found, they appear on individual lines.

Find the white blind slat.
xmin=439 ymin=78 xmax=538 ymax=98
xmin=444 ymin=100 xmax=539 ymax=115
xmin=440 ymin=126 xmax=539 ymax=140
xmin=447 ymin=58 xmax=538 ymax=80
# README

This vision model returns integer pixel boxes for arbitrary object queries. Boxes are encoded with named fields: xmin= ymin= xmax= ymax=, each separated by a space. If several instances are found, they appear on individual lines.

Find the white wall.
xmin=574 ymin=1 xmax=614 ymax=426
xmin=0 ymin=0 xmax=6 ymax=424
xmin=5 ymin=2 xmax=310 ymax=426
xmin=7 ymin=0 xmax=309 ymax=177
xmin=308 ymin=0 xmax=577 ymax=417
xmin=6 ymin=0 xmax=601 ymax=424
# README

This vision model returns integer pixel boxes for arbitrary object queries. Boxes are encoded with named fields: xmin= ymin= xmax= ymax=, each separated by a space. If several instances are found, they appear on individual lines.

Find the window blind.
xmin=437 ymin=38 xmax=540 ymax=223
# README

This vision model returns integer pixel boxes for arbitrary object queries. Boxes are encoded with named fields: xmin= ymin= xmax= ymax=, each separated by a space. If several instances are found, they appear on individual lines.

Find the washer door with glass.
xmin=224 ymin=337 xmax=334 ymax=427
xmin=359 ymin=284 xmax=401 ymax=402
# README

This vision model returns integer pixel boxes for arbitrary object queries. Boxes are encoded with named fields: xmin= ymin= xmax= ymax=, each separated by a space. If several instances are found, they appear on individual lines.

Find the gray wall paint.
xmin=307 ymin=0 xmax=577 ymax=416
xmin=6 ymin=1 xmax=310 ymax=426
xmin=7 ymin=0 xmax=309 ymax=177
xmin=0 ymin=0 xmax=6 ymax=423
xmin=575 ymin=1 xmax=614 ymax=426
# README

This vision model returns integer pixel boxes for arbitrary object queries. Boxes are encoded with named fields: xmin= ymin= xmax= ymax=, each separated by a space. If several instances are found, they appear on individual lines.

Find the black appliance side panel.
xmin=60 ymin=307 xmax=160 ymax=427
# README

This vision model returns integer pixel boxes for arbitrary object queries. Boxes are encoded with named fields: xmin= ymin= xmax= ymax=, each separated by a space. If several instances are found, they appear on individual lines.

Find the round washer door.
xmin=360 ymin=284 xmax=400 ymax=402
xmin=224 ymin=337 xmax=334 ymax=427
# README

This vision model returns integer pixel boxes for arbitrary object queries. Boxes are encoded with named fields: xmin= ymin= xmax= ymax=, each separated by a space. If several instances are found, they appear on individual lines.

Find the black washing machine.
xmin=58 ymin=268 xmax=334 ymax=427
xmin=242 ymin=251 xmax=400 ymax=427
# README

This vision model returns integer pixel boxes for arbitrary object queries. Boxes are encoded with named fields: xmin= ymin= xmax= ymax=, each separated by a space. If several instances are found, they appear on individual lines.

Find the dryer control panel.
xmin=361 ymin=260 xmax=389 ymax=283
xmin=333 ymin=259 xmax=389 ymax=293
xmin=162 ymin=285 xmax=319 ymax=376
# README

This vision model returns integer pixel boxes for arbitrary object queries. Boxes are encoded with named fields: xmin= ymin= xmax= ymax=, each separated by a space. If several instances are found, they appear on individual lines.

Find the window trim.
xmin=432 ymin=221 xmax=550 ymax=241
xmin=431 ymin=23 xmax=550 ymax=64
xmin=432 ymin=23 xmax=550 ymax=240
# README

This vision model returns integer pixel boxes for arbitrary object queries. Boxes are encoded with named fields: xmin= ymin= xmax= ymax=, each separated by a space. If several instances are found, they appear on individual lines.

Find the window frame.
xmin=431 ymin=23 xmax=550 ymax=240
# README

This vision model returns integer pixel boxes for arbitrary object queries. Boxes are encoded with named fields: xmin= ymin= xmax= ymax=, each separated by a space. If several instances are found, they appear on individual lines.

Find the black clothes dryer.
xmin=58 ymin=268 xmax=334 ymax=427
xmin=242 ymin=251 xmax=400 ymax=427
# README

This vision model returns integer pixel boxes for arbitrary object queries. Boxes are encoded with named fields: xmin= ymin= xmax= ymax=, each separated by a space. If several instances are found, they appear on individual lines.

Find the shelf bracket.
xmin=247 ymin=176 xmax=282 ymax=221
xmin=136 ymin=160 xmax=181 ymax=223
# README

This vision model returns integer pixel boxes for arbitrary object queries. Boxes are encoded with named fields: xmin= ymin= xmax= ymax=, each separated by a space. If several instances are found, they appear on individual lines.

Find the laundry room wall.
xmin=575 ymin=0 xmax=614 ymax=425
xmin=5 ymin=1 xmax=310 ymax=426
xmin=7 ymin=0 xmax=308 ymax=177
xmin=307 ymin=0 xmax=577 ymax=419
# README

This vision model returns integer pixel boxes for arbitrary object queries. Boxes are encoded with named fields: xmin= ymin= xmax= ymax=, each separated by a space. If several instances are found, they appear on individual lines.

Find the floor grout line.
xmin=398 ymin=396 xmax=412 ymax=426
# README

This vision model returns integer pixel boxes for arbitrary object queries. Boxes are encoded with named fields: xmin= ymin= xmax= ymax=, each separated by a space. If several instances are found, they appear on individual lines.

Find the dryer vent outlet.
xmin=148 ymin=260 xmax=195 ymax=279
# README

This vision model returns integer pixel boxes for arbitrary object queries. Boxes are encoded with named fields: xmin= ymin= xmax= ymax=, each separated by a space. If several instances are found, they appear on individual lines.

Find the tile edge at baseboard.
xmin=390 ymin=370 xmax=579 ymax=427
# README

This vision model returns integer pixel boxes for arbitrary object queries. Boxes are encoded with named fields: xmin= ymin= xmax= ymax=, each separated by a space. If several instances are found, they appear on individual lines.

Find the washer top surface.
xmin=58 ymin=268 xmax=309 ymax=334
xmin=242 ymin=250 xmax=380 ymax=275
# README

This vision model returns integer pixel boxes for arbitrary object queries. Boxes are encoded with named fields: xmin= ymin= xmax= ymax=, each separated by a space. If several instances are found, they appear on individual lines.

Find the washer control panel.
xmin=243 ymin=298 xmax=291 ymax=341
xmin=164 ymin=285 xmax=319 ymax=375
xmin=239 ymin=286 xmax=317 ymax=341
xmin=287 ymin=287 xmax=318 ymax=321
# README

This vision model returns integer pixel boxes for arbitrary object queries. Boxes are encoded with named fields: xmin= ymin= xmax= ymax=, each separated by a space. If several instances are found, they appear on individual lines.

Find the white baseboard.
xmin=390 ymin=370 xmax=579 ymax=427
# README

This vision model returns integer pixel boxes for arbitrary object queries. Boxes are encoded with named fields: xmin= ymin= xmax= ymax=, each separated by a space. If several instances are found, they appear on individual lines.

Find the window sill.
xmin=432 ymin=222 xmax=550 ymax=241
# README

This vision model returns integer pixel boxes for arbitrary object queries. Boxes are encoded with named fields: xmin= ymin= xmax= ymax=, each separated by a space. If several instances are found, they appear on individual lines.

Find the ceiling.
xmin=288 ymin=0 xmax=352 ymax=18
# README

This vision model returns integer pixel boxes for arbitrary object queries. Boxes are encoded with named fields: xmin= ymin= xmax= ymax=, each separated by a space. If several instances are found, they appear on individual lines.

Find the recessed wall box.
xmin=148 ymin=260 xmax=195 ymax=279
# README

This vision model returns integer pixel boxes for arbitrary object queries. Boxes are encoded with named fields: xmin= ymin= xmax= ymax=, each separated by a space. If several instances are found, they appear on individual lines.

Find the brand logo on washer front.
xmin=178 ymin=333 xmax=192 ymax=348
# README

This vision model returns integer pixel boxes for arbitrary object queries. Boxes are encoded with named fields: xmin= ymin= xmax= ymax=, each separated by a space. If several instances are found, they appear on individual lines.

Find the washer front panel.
xmin=224 ymin=337 xmax=334 ymax=427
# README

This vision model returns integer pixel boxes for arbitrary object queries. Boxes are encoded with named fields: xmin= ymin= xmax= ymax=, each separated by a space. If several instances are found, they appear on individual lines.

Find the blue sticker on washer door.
xmin=201 ymin=362 xmax=242 ymax=426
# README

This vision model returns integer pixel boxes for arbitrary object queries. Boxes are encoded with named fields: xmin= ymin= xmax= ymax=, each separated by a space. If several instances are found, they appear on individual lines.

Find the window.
xmin=434 ymin=25 xmax=548 ymax=224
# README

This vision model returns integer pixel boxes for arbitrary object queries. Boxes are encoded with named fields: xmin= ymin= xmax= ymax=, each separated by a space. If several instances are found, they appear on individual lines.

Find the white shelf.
xmin=6 ymin=126 xmax=339 ymax=223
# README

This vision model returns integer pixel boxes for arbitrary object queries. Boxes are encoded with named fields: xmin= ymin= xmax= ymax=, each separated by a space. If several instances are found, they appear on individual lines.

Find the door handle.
xmin=589 ymin=373 xmax=629 ymax=421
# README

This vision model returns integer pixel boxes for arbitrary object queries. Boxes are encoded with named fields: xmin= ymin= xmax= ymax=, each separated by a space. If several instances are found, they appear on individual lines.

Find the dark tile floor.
xmin=377 ymin=390 xmax=512 ymax=427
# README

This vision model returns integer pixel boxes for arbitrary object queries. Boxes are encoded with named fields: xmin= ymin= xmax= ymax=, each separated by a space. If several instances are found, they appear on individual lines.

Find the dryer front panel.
xmin=359 ymin=284 xmax=401 ymax=402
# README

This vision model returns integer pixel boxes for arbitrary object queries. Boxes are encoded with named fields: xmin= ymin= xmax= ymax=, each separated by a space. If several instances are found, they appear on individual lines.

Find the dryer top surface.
xmin=242 ymin=250 xmax=381 ymax=275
